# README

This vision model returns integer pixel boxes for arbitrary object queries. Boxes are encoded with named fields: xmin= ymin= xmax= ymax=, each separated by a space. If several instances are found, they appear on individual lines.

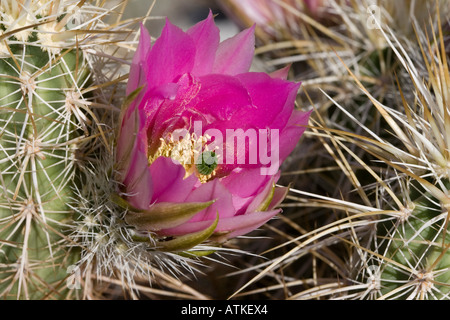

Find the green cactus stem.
xmin=0 ymin=39 xmax=90 ymax=299
xmin=379 ymin=181 xmax=450 ymax=299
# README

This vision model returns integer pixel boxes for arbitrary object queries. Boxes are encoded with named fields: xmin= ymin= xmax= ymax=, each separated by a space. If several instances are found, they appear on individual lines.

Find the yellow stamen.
xmin=148 ymin=130 xmax=217 ymax=183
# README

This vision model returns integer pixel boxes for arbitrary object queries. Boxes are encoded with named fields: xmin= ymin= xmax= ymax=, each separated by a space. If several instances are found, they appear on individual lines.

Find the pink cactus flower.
xmin=115 ymin=12 xmax=310 ymax=251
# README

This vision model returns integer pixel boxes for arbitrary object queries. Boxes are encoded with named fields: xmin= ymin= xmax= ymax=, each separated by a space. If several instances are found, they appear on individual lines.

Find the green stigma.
xmin=196 ymin=151 xmax=218 ymax=176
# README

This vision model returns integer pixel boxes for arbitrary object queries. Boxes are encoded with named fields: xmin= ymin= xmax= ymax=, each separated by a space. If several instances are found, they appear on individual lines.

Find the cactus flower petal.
xmin=160 ymin=209 xmax=281 ymax=242
xmin=186 ymin=10 xmax=220 ymax=76
xmin=127 ymin=24 xmax=152 ymax=96
xmin=279 ymin=109 xmax=312 ymax=162
xmin=146 ymin=19 xmax=196 ymax=88
xmin=149 ymin=157 xmax=198 ymax=203
xmin=270 ymin=64 xmax=292 ymax=80
xmin=213 ymin=209 xmax=281 ymax=241
xmin=212 ymin=25 xmax=256 ymax=75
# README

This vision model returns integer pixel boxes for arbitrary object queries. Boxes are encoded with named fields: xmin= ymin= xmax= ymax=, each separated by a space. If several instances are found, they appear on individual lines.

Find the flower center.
xmin=196 ymin=150 xmax=218 ymax=176
xmin=148 ymin=130 xmax=218 ymax=183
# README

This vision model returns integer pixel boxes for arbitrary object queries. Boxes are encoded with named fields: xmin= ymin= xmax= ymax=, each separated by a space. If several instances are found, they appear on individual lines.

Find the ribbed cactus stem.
xmin=0 ymin=40 xmax=89 ymax=299
xmin=379 ymin=181 xmax=450 ymax=299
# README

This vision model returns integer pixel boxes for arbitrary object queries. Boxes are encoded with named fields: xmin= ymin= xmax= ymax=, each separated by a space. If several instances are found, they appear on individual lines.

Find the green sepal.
xmin=130 ymin=233 xmax=152 ymax=243
xmin=120 ymin=86 xmax=144 ymax=114
xmin=118 ymin=195 xmax=215 ymax=231
xmin=256 ymin=184 xmax=276 ymax=212
xmin=157 ymin=213 xmax=219 ymax=252
xmin=177 ymin=250 xmax=217 ymax=258
xmin=111 ymin=193 xmax=154 ymax=214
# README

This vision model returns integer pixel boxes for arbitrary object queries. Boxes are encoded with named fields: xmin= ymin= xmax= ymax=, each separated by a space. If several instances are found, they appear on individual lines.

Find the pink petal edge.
xmin=212 ymin=25 xmax=256 ymax=76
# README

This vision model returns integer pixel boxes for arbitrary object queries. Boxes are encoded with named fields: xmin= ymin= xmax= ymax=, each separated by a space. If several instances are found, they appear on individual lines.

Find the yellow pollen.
xmin=148 ymin=130 xmax=217 ymax=183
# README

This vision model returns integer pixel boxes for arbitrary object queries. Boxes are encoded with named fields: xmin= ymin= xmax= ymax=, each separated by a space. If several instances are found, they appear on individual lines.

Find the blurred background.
xmin=121 ymin=0 xmax=240 ymax=40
